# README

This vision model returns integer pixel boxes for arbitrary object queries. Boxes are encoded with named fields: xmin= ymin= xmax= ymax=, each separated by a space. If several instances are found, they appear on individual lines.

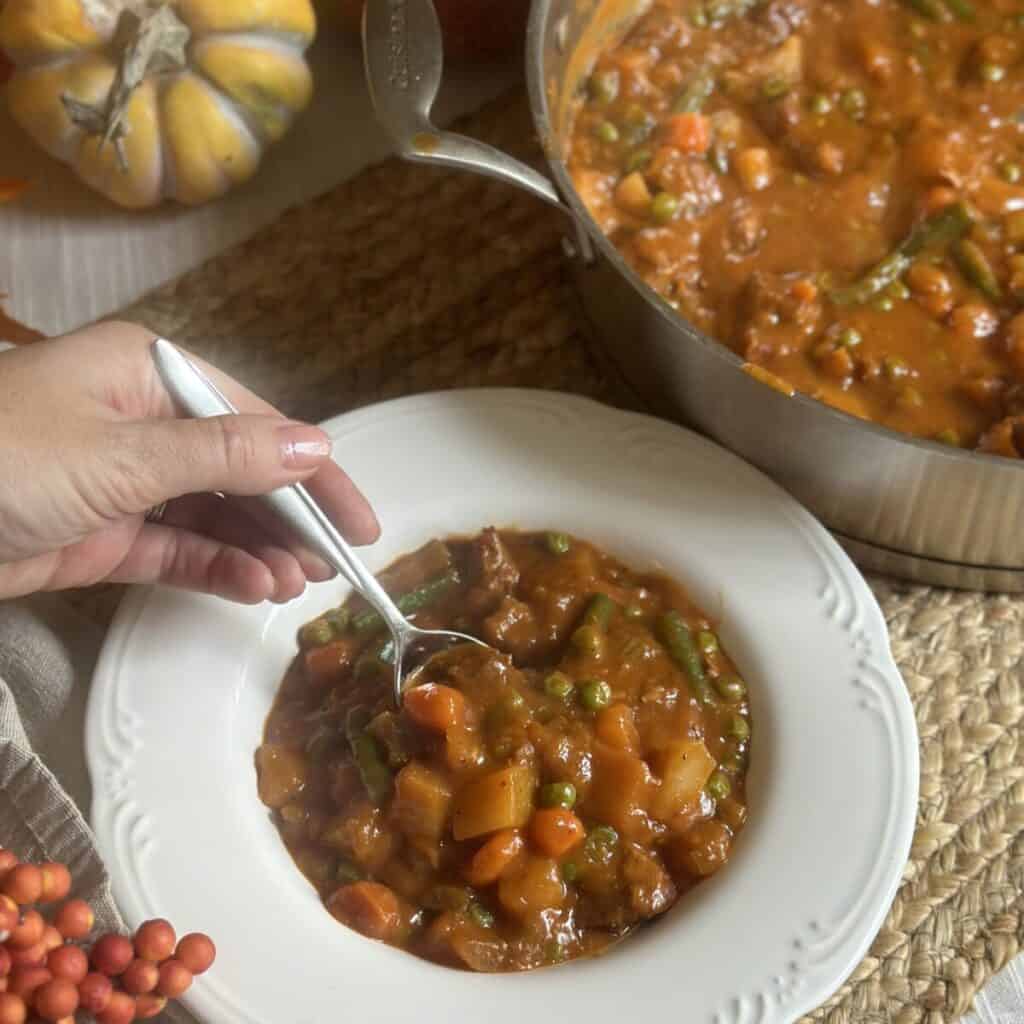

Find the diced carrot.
xmin=465 ymin=829 xmax=525 ymax=887
xmin=662 ymin=112 xmax=710 ymax=154
xmin=304 ymin=639 xmax=358 ymax=689
xmin=327 ymin=881 xmax=402 ymax=941
xmin=595 ymin=704 xmax=641 ymax=754
xmin=529 ymin=808 xmax=586 ymax=858
xmin=922 ymin=185 xmax=959 ymax=216
xmin=0 ymin=179 xmax=28 ymax=203
xmin=789 ymin=278 xmax=818 ymax=304
xmin=404 ymin=683 xmax=466 ymax=733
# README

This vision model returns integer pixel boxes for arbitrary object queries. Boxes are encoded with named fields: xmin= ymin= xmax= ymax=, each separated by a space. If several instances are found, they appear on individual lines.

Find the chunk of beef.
xmin=466 ymin=527 xmax=521 ymax=615
xmin=739 ymin=271 xmax=822 ymax=363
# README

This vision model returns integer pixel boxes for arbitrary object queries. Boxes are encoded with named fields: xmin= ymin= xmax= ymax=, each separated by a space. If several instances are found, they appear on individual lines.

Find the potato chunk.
xmin=452 ymin=765 xmax=534 ymax=840
xmin=391 ymin=762 xmax=453 ymax=841
xmin=649 ymin=740 xmax=716 ymax=822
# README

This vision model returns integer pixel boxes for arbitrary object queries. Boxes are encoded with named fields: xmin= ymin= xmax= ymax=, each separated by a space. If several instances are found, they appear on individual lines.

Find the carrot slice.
xmin=465 ymin=829 xmax=525 ymax=887
xmin=529 ymin=809 xmax=585 ymax=858
xmin=662 ymin=113 xmax=710 ymax=154
xmin=404 ymin=683 xmax=466 ymax=733
xmin=327 ymin=881 xmax=401 ymax=941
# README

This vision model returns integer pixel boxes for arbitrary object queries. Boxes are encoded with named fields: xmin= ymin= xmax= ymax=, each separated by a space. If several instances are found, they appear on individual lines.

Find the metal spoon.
xmin=150 ymin=338 xmax=487 ymax=706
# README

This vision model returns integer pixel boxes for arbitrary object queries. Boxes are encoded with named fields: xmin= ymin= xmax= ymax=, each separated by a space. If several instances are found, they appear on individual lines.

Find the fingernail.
xmin=279 ymin=424 xmax=332 ymax=468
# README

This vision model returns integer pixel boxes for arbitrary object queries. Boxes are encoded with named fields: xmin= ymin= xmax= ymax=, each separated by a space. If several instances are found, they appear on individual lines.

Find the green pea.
xmin=1001 ymin=161 xmax=1022 ymax=184
xmin=299 ymin=617 xmax=334 ymax=649
xmin=706 ymin=771 xmax=732 ymax=801
xmin=586 ymin=824 xmax=619 ymax=851
xmin=324 ymin=607 xmax=351 ymax=633
xmin=651 ymin=191 xmax=680 ymax=224
xmin=561 ymin=861 xmax=580 ymax=883
xmin=572 ymin=625 xmax=606 ymax=657
xmin=697 ymin=630 xmax=719 ymax=655
xmin=727 ymin=713 xmax=751 ymax=741
xmin=809 ymin=93 xmax=832 ymax=115
xmin=540 ymin=782 xmax=578 ymax=809
xmin=761 ymin=76 xmax=790 ymax=100
xmin=714 ymin=674 xmax=748 ymax=703
xmin=596 ymin=120 xmax=620 ymax=143
xmin=624 ymin=604 xmax=646 ymax=620
xmin=883 ymin=355 xmax=910 ymax=380
xmin=588 ymin=69 xmax=620 ymax=104
xmin=873 ymin=296 xmax=895 ymax=312
xmin=839 ymin=88 xmax=867 ymax=120
xmin=836 ymin=326 xmax=862 ymax=348
xmin=546 ymin=531 xmax=571 ymax=555
xmin=720 ymin=752 xmax=745 ymax=774
xmin=689 ymin=4 xmax=709 ymax=27
xmin=579 ymin=679 xmax=612 ymax=711
xmin=979 ymin=62 xmax=1006 ymax=82
xmin=544 ymin=672 xmax=575 ymax=701
xmin=624 ymin=148 xmax=652 ymax=173
xmin=468 ymin=902 xmax=495 ymax=929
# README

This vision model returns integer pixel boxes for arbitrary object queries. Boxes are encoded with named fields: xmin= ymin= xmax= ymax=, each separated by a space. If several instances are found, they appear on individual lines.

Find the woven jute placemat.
xmin=79 ymin=90 xmax=1021 ymax=1023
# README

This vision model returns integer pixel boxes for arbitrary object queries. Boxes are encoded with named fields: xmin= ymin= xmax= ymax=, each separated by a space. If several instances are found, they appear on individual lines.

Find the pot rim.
xmin=523 ymin=0 xmax=1024 ymax=480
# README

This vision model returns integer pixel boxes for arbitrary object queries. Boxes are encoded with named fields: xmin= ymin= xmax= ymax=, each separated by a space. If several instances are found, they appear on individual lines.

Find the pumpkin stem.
xmin=61 ymin=2 xmax=190 ymax=170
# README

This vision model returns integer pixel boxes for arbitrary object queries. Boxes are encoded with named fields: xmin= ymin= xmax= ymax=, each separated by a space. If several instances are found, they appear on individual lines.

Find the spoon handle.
xmin=149 ymin=339 xmax=408 ymax=634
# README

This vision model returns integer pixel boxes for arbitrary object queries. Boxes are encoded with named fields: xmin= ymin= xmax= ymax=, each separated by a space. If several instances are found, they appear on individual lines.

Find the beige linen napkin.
xmin=0 ymin=594 xmax=195 ymax=1023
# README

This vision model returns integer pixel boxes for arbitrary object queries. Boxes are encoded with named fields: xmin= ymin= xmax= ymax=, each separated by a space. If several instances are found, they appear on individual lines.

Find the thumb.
xmin=108 ymin=415 xmax=333 ymax=511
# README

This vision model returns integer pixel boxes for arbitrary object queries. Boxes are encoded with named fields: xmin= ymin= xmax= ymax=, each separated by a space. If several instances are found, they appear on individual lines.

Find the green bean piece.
xmin=546 ymin=531 xmax=571 ymax=555
xmin=727 ymin=713 xmax=752 ymax=742
xmin=354 ymin=636 xmax=395 ymax=681
xmin=544 ymin=672 xmax=575 ymax=701
xmin=697 ymin=629 xmax=719 ymax=655
xmin=720 ymin=752 xmax=746 ymax=774
xmin=352 ymin=569 xmax=460 ymax=633
xmin=829 ymin=202 xmax=973 ymax=306
xmin=336 ymin=859 xmax=364 ymax=884
xmin=902 ymin=0 xmax=948 ymax=18
xmin=954 ymin=239 xmax=1003 ymax=300
xmin=706 ymin=771 xmax=732 ymax=801
xmin=579 ymin=679 xmax=612 ymax=711
xmin=596 ymin=121 xmax=620 ymax=144
xmin=544 ymin=940 xmax=567 ymax=963
xmin=367 ymin=711 xmax=411 ymax=769
xmin=299 ymin=617 xmax=334 ymax=649
xmin=761 ymin=76 xmax=790 ymax=100
xmin=561 ymin=861 xmax=580 ymax=883
xmin=540 ymin=782 xmax=578 ymax=809
xmin=426 ymin=885 xmax=473 ymax=912
xmin=657 ymin=610 xmax=717 ymax=705
xmin=468 ymin=903 xmax=495 ymax=929
xmin=582 ymin=593 xmax=616 ymax=630
xmin=588 ymin=69 xmax=620 ymax=105
xmin=673 ymin=67 xmax=715 ymax=114
xmin=708 ymin=145 xmax=730 ymax=175
xmin=571 ymin=624 xmax=606 ymax=657
xmin=703 ymin=0 xmax=761 ymax=25
xmin=345 ymin=708 xmax=393 ymax=804
xmin=324 ymin=607 xmax=351 ymax=633
xmin=837 ymin=327 xmax=863 ymax=348
xmin=941 ymin=0 xmax=974 ymax=19
xmin=651 ymin=191 xmax=680 ymax=224
xmin=624 ymin=148 xmax=652 ymax=173
xmin=714 ymin=674 xmax=748 ymax=703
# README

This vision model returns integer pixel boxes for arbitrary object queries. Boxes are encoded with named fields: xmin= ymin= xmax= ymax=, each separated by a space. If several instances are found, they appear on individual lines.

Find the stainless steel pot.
xmin=364 ymin=0 xmax=1024 ymax=591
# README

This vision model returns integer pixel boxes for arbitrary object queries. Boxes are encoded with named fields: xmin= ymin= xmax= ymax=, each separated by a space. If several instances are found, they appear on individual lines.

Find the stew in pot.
xmin=256 ymin=530 xmax=751 ymax=971
xmin=569 ymin=0 xmax=1024 ymax=456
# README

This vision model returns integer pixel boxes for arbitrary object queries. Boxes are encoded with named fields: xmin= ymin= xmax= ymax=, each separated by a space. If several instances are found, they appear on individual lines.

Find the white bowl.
xmin=86 ymin=390 xmax=919 ymax=1024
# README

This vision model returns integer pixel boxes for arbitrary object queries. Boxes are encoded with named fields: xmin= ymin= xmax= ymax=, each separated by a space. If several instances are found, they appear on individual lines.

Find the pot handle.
xmin=361 ymin=0 xmax=570 ymax=214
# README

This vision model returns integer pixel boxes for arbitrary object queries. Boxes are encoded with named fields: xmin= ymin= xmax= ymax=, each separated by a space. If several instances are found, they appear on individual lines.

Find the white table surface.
xmin=0 ymin=30 xmax=1019 ymax=1024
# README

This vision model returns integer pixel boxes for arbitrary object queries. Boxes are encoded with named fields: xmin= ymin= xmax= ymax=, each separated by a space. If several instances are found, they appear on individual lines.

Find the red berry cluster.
xmin=0 ymin=849 xmax=215 ymax=1024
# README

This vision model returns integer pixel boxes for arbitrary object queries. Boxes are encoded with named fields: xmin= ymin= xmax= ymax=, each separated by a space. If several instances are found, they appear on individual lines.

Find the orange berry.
xmin=156 ymin=959 xmax=192 ymax=998
xmin=90 ymin=935 xmax=133 ymax=977
xmin=43 ymin=945 xmax=86 ymax=985
xmin=0 ymin=949 xmax=9 ymax=977
xmin=5 ymin=966 xmax=50 ymax=1001
xmin=95 ymin=990 xmax=136 ymax=1024
xmin=1 ymin=866 xmax=41 ymax=907
xmin=174 ymin=933 xmax=215 ymax=975
xmin=6 ymin=945 xmax=44 ymax=970
xmin=133 ymin=919 xmax=175 ymax=963
xmin=7 ymin=911 xmax=44 ymax=951
xmin=78 ymin=971 xmax=113 ymax=1014
xmin=134 ymin=993 xmax=166 ymax=1019
xmin=52 ymin=900 xmax=93 ymax=941
xmin=0 ymin=896 xmax=18 ymax=935
xmin=0 ymin=852 xmax=18 ymax=875
xmin=40 ymin=927 xmax=62 ymax=954
xmin=0 ymin=993 xmax=26 ymax=1024
xmin=31 ymin=978 xmax=78 ymax=1021
xmin=120 ymin=960 xmax=158 ymax=996
xmin=37 ymin=865 xmax=71 ymax=905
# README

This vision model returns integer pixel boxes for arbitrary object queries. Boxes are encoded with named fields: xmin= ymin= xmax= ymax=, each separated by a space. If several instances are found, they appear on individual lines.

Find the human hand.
xmin=0 ymin=322 xmax=379 ymax=603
